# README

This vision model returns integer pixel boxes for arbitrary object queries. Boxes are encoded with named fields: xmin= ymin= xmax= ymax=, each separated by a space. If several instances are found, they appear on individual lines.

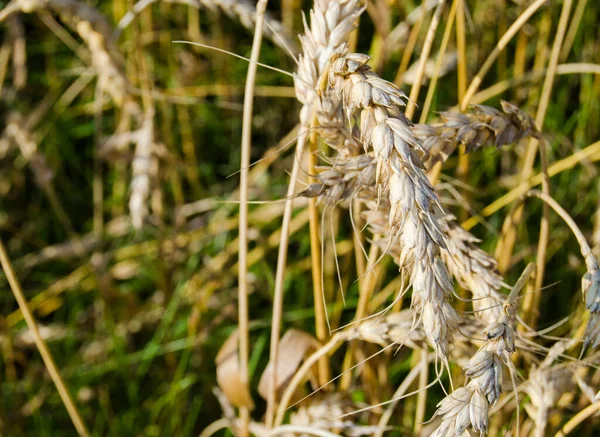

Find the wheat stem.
xmin=266 ymin=133 xmax=308 ymax=427
xmin=394 ymin=5 xmax=426 ymax=85
xmin=461 ymin=139 xmax=600 ymax=231
xmin=554 ymin=400 xmax=600 ymax=436
xmin=455 ymin=0 xmax=469 ymax=220
xmin=0 ymin=238 xmax=90 ymax=437
xmin=308 ymin=119 xmax=330 ymax=386
xmin=419 ymin=0 xmax=458 ymax=124
xmin=238 ymin=0 xmax=270 ymax=433
xmin=413 ymin=349 xmax=429 ymax=434
xmin=559 ymin=0 xmax=589 ymax=61
xmin=461 ymin=0 xmax=548 ymax=111
xmin=405 ymin=0 xmax=445 ymax=120
xmin=497 ymin=0 xmax=574 ymax=272
xmin=339 ymin=239 xmax=381 ymax=390
xmin=526 ymin=136 xmax=551 ymax=327
xmin=455 ymin=0 xmax=467 ymax=100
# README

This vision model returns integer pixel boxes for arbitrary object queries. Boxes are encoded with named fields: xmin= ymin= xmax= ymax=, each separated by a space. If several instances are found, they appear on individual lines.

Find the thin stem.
xmin=394 ymin=5 xmax=426 ymax=86
xmin=496 ymin=0 xmax=573 ymax=272
xmin=0 ymin=239 xmax=90 ymax=437
xmin=455 ymin=0 xmax=467 ymax=101
xmin=559 ymin=0 xmax=589 ymax=62
xmin=308 ymin=128 xmax=330 ymax=385
xmin=554 ymin=400 xmax=600 ymax=436
xmin=527 ymin=136 xmax=551 ymax=327
xmin=274 ymin=332 xmax=347 ymax=426
xmin=461 ymin=0 xmax=548 ymax=111
xmin=419 ymin=0 xmax=458 ymax=123
xmin=266 ymin=131 xmax=308 ymax=427
xmin=455 ymin=0 xmax=469 ymax=222
xmin=339 ymin=239 xmax=381 ymax=390
xmin=413 ymin=350 xmax=429 ymax=434
xmin=405 ymin=0 xmax=445 ymax=120
xmin=238 ymin=0 xmax=269 ymax=433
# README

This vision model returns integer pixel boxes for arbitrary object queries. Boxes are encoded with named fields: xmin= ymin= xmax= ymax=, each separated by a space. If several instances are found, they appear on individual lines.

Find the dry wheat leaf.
xmin=215 ymin=330 xmax=254 ymax=409
xmin=258 ymin=329 xmax=320 ymax=401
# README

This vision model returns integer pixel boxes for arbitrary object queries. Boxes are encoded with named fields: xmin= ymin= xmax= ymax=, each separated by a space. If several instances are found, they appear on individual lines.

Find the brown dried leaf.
xmin=258 ymin=329 xmax=320 ymax=401
xmin=215 ymin=330 xmax=254 ymax=409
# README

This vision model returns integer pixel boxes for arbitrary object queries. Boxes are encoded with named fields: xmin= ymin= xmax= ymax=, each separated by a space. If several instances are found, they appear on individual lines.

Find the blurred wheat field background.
xmin=1 ymin=0 xmax=600 ymax=436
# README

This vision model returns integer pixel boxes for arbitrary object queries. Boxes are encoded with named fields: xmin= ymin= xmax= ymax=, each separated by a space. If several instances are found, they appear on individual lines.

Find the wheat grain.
xmin=427 ymin=263 xmax=534 ymax=436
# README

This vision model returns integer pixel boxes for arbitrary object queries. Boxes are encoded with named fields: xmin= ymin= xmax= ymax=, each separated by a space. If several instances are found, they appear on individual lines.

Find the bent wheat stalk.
xmin=0 ymin=239 xmax=91 ymax=437
xmin=518 ymin=190 xmax=600 ymax=348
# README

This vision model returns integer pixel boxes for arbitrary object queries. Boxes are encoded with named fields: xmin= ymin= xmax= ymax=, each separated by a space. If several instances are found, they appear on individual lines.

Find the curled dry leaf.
xmin=215 ymin=329 xmax=254 ymax=409
xmin=258 ymin=329 xmax=321 ymax=401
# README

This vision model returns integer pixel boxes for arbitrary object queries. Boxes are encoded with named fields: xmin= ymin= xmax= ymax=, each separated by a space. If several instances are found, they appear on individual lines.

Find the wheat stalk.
xmin=266 ymin=0 xmax=366 ymax=425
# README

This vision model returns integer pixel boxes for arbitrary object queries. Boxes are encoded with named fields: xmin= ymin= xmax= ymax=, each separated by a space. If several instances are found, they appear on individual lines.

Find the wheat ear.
xmin=429 ymin=263 xmax=534 ymax=436
xmin=413 ymin=101 xmax=538 ymax=171
xmin=327 ymin=52 xmax=458 ymax=358
xmin=304 ymin=145 xmax=505 ymax=327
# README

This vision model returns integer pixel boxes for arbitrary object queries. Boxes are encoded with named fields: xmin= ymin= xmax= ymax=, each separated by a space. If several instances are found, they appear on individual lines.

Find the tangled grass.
xmin=1 ymin=0 xmax=600 ymax=436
